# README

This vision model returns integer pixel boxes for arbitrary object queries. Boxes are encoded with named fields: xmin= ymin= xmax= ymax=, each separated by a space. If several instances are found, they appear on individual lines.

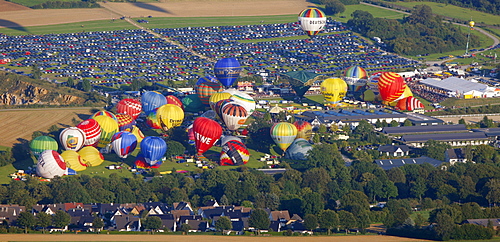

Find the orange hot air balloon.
xmin=397 ymin=96 xmax=424 ymax=111
xmin=377 ymin=72 xmax=406 ymax=104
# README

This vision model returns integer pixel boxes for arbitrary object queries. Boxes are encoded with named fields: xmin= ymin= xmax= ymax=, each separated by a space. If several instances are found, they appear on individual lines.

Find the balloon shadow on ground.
xmin=0 ymin=19 xmax=29 ymax=34
xmin=132 ymin=3 xmax=172 ymax=14
xmin=303 ymin=1 xmax=327 ymax=11
xmin=12 ymin=138 xmax=35 ymax=170
xmin=76 ymin=113 xmax=92 ymax=121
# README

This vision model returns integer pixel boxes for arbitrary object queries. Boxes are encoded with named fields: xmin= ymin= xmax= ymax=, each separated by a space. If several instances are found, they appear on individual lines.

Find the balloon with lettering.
xmin=270 ymin=122 xmax=298 ymax=152
xmin=30 ymin=136 xmax=58 ymax=159
xmin=285 ymin=138 xmax=313 ymax=160
xmin=196 ymin=75 xmax=218 ymax=86
xmin=193 ymin=117 xmax=222 ymax=155
xmin=196 ymin=80 xmax=224 ymax=106
xmin=378 ymin=72 xmax=406 ymax=104
xmin=116 ymin=113 xmax=136 ymax=132
xmin=140 ymin=136 xmax=167 ymax=165
xmin=78 ymin=146 xmax=104 ymax=167
xmin=91 ymin=110 xmax=117 ymax=122
xmin=36 ymin=150 xmax=66 ymax=179
xmin=59 ymin=127 xmax=86 ymax=151
xmin=321 ymin=78 xmax=348 ymax=105
xmin=77 ymin=119 xmax=101 ymax=147
xmin=230 ymin=91 xmax=256 ymax=116
xmin=61 ymin=150 xmax=86 ymax=171
xmin=298 ymin=8 xmax=327 ymax=38
xmin=111 ymin=131 xmax=137 ymax=159
xmin=146 ymin=109 xmax=161 ymax=129
xmin=166 ymin=95 xmax=184 ymax=110
xmin=221 ymin=103 xmax=248 ymax=131
xmin=116 ymin=98 xmax=142 ymax=120
xmin=214 ymin=58 xmax=242 ymax=88
xmin=156 ymin=104 xmax=184 ymax=132
xmin=293 ymin=121 xmax=313 ymax=140
xmin=220 ymin=140 xmax=250 ymax=166
xmin=141 ymin=91 xmax=167 ymax=113
xmin=92 ymin=115 xmax=119 ymax=148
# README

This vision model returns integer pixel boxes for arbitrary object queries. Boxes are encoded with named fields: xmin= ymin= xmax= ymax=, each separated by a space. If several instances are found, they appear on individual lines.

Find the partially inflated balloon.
xmin=193 ymin=117 xmax=222 ymax=155
xmin=270 ymin=122 xmax=297 ymax=152
xmin=220 ymin=140 xmax=250 ymax=166
xmin=182 ymin=94 xmax=204 ymax=113
xmin=397 ymin=96 xmax=424 ymax=111
xmin=77 ymin=119 xmax=101 ymax=147
xmin=140 ymin=136 xmax=167 ymax=165
xmin=378 ymin=72 xmax=406 ymax=104
xmin=146 ymin=109 xmax=161 ymax=129
xmin=293 ymin=121 xmax=313 ymax=140
xmin=78 ymin=146 xmax=104 ymax=167
xmin=221 ymin=103 xmax=248 ymax=131
xmin=59 ymin=127 xmax=86 ymax=151
xmin=157 ymin=104 xmax=184 ymax=132
xmin=196 ymin=81 xmax=223 ymax=106
xmin=141 ymin=91 xmax=167 ymax=113
xmin=116 ymin=113 xmax=135 ymax=132
xmin=221 ymin=135 xmax=242 ymax=146
xmin=209 ymin=92 xmax=233 ymax=111
xmin=30 ymin=136 xmax=58 ymax=158
xmin=36 ymin=150 xmax=66 ymax=179
xmin=298 ymin=8 xmax=326 ymax=38
xmin=111 ymin=131 xmax=137 ymax=159
xmin=92 ymin=115 xmax=119 ymax=148
xmin=321 ymin=78 xmax=347 ymax=105
xmin=61 ymin=150 xmax=86 ymax=171
xmin=91 ymin=110 xmax=117 ymax=122
xmin=285 ymin=138 xmax=313 ymax=160
xmin=214 ymin=58 xmax=242 ymax=88
xmin=131 ymin=125 xmax=145 ymax=144
xmin=166 ymin=95 xmax=184 ymax=110
xmin=116 ymin=98 xmax=142 ymax=120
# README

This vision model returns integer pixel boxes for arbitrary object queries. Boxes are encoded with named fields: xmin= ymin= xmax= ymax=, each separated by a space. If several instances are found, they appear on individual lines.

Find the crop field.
xmin=9 ymin=0 xmax=81 ymax=7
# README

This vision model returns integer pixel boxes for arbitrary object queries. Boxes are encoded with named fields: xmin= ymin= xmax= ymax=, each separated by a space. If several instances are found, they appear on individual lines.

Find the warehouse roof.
xmin=374 ymin=156 xmax=443 ymax=170
xmin=382 ymin=124 xmax=467 ymax=134
xmin=401 ymin=132 xmax=488 ymax=142
xmin=421 ymin=77 xmax=488 ymax=93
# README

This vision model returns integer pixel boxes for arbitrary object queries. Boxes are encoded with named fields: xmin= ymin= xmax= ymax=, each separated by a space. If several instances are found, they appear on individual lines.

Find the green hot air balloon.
xmin=182 ymin=94 xmax=205 ymax=113
xmin=30 ymin=136 xmax=58 ymax=158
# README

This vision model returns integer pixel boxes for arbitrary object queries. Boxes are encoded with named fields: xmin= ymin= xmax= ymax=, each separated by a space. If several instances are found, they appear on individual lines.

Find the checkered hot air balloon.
xmin=116 ymin=99 xmax=142 ymax=120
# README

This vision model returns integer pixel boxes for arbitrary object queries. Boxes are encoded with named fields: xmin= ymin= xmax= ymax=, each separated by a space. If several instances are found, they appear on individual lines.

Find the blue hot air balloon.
xmin=214 ymin=58 xmax=242 ymax=88
xmin=196 ymin=75 xmax=218 ymax=86
xmin=111 ymin=131 xmax=137 ymax=159
xmin=141 ymin=91 xmax=167 ymax=113
xmin=140 ymin=136 xmax=167 ymax=165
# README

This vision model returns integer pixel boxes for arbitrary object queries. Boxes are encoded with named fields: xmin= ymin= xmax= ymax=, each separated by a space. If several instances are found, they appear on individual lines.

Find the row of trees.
xmin=31 ymin=1 xmax=100 ymax=9
xmin=381 ymin=0 xmax=500 ymax=16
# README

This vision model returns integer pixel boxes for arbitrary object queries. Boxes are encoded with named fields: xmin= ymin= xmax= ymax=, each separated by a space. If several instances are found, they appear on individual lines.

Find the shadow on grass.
xmin=0 ymin=19 xmax=29 ymax=34
xmin=132 ymin=3 xmax=172 ymax=14
xmin=12 ymin=138 xmax=35 ymax=170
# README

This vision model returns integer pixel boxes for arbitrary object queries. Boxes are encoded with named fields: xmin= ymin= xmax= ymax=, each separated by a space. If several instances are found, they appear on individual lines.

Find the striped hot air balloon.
xmin=92 ymin=115 xmax=119 ymax=149
xmin=378 ymin=72 xmax=406 ymax=104
xmin=77 ymin=119 xmax=101 ymax=147
xmin=230 ymin=91 xmax=256 ymax=116
xmin=209 ymin=92 xmax=233 ymax=111
xmin=285 ymin=138 xmax=313 ymax=160
xmin=298 ymin=8 xmax=326 ymax=38
xmin=221 ymin=103 xmax=248 ymax=131
xmin=397 ymin=96 xmax=425 ymax=111
xmin=111 ymin=131 xmax=137 ymax=159
xmin=345 ymin=66 xmax=368 ymax=79
xmin=116 ymin=98 xmax=142 ymax=120
xmin=30 ymin=136 xmax=58 ymax=158
xmin=293 ymin=121 xmax=313 ymax=140
xmin=270 ymin=122 xmax=298 ymax=152
xmin=91 ymin=110 xmax=117 ymax=122
xmin=220 ymin=140 xmax=250 ymax=166
xmin=196 ymin=81 xmax=223 ymax=105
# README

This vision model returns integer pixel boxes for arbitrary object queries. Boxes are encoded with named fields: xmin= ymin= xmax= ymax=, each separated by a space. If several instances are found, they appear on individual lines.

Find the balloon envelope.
xmin=135 ymin=153 xmax=163 ymax=168
xmin=196 ymin=75 xmax=218 ymax=86
xmin=116 ymin=113 xmax=136 ymax=132
xmin=116 ymin=98 xmax=142 ymax=120
xmin=30 ymin=136 xmax=58 ymax=158
xmin=59 ymin=127 xmax=86 ymax=151
xmin=182 ymin=94 xmax=204 ymax=113
xmin=140 ymin=136 xmax=167 ymax=165
xmin=166 ymin=95 xmax=184 ymax=110
xmin=221 ymin=135 xmax=242 ymax=146
xmin=321 ymin=78 xmax=348 ymax=104
xmin=157 ymin=104 xmax=184 ymax=132
xmin=111 ymin=131 xmax=137 ymax=159
xmin=36 ymin=150 xmax=67 ymax=179
xmin=397 ymin=96 xmax=424 ymax=111
xmin=77 ymin=119 xmax=101 ymax=147
xmin=141 ymin=91 xmax=167 ymax=113
xmin=220 ymin=140 xmax=250 ymax=166
xmin=298 ymin=8 xmax=326 ymax=37
xmin=131 ymin=125 xmax=145 ymax=144
xmin=78 ymin=146 xmax=104 ymax=167
xmin=196 ymin=81 xmax=224 ymax=106
xmin=193 ymin=117 xmax=222 ymax=155
xmin=91 ymin=110 xmax=117 ymax=122
xmin=230 ymin=91 xmax=256 ymax=116
xmin=214 ymin=58 xmax=242 ymax=87
xmin=378 ymin=72 xmax=406 ymax=104
xmin=146 ymin=109 xmax=161 ymax=129
xmin=345 ymin=66 xmax=368 ymax=79
xmin=221 ymin=103 xmax=248 ymax=131
xmin=270 ymin=122 xmax=298 ymax=152
xmin=209 ymin=92 xmax=233 ymax=111
xmin=92 ymin=115 xmax=119 ymax=148
xmin=285 ymin=138 xmax=313 ymax=160
xmin=293 ymin=121 xmax=313 ymax=140
xmin=61 ymin=150 xmax=86 ymax=171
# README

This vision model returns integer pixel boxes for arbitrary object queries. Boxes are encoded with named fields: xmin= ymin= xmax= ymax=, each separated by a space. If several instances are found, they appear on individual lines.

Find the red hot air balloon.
xmin=377 ymin=72 xmax=406 ymax=104
xmin=116 ymin=113 xmax=135 ymax=132
xmin=77 ymin=119 xmax=101 ymax=147
xmin=116 ymin=99 xmax=142 ymax=120
xmin=166 ymin=95 xmax=184 ymax=110
xmin=193 ymin=117 xmax=222 ymax=155
xmin=397 ymin=96 xmax=424 ymax=111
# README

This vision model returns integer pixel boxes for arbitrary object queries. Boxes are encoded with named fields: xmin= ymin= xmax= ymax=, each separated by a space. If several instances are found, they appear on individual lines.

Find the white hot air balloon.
xmin=59 ymin=127 xmax=86 ymax=151
xmin=36 ymin=150 xmax=67 ymax=179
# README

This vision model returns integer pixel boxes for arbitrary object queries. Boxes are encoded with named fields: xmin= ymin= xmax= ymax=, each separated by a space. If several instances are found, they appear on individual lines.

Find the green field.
xmin=335 ymin=3 xmax=409 ymax=22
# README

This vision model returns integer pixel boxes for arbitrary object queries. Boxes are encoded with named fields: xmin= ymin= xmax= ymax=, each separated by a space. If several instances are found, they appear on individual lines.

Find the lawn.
xmin=9 ymin=0 xmax=81 ymax=7
xmin=334 ymin=3 xmax=409 ymax=23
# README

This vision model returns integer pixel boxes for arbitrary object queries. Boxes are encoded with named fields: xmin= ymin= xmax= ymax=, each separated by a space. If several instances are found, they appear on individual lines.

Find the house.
xmin=150 ymin=214 xmax=177 ymax=232
xmin=67 ymin=208 xmax=93 ymax=228
xmin=179 ymin=215 xmax=208 ymax=232
xmin=378 ymin=145 xmax=410 ymax=157
xmin=170 ymin=210 xmax=191 ymax=221
xmin=0 ymin=204 xmax=25 ymax=225
xmin=143 ymin=202 xmax=169 ymax=215
xmin=445 ymin=148 xmax=468 ymax=165
xmin=374 ymin=156 xmax=444 ymax=170
xmin=203 ymin=199 xmax=219 ymax=207
xmin=463 ymin=218 xmax=500 ymax=229
xmin=172 ymin=201 xmax=194 ymax=214
xmin=112 ymin=214 xmax=141 ymax=231
xmin=130 ymin=204 xmax=145 ymax=215
xmin=401 ymin=132 xmax=490 ymax=148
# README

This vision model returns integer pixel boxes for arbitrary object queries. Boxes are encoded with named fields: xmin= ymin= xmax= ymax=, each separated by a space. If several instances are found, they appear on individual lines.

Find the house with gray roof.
xmin=382 ymin=124 xmax=468 ymax=136
xmin=445 ymin=148 xmax=468 ymax=165
xmin=463 ymin=218 xmax=500 ymax=230
xmin=401 ymin=132 xmax=490 ymax=148
xmin=374 ymin=156 xmax=444 ymax=170
xmin=295 ymin=109 xmax=407 ymax=128
xmin=378 ymin=145 xmax=410 ymax=157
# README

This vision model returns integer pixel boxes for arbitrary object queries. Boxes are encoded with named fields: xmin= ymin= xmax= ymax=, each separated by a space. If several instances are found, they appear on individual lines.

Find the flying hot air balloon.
xmin=270 ymin=122 xmax=298 ymax=152
xmin=209 ymin=92 xmax=233 ymax=111
xmin=230 ymin=91 xmax=256 ymax=116
xmin=378 ymin=72 xmax=406 ymax=104
xmin=59 ymin=127 xmax=86 ymax=151
xmin=293 ymin=120 xmax=313 ymax=140
xmin=196 ymin=75 xmax=218 ymax=86
xmin=298 ymin=8 xmax=327 ymax=38
xmin=61 ymin=150 xmax=86 ymax=171
xmin=220 ymin=140 xmax=250 ymax=166
xmin=92 ymin=115 xmax=119 ymax=149
xmin=285 ymin=138 xmax=313 ymax=160
xmin=193 ymin=117 xmax=222 ymax=155
xmin=157 ymin=104 xmax=184 ymax=132
xmin=196 ymin=80 xmax=224 ymax=106
xmin=111 ymin=131 xmax=137 ymax=159
xmin=116 ymin=113 xmax=136 ymax=132
xmin=146 ymin=109 xmax=161 ymax=129
xmin=91 ymin=110 xmax=117 ymax=122
xmin=78 ymin=146 xmax=104 ymax=167
xmin=321 ymin=78 xmax=348 ymax=105
xmin=469 ymin=20 xmax=475 ymax=28
xmin=36 ymin=150 xmax=67 ymax=179
xmin=141 ymin=91 xmax=167 ymax=113
xmin=397 ymin=96 xmax=424 ymax=111
xmin=221 ymin=103 xmax=248 ymax=131
xmin=30 ymin=136 xmax=58 ymax=158
xmin=214 ymin=58 xmax=242 ymax=88
xmin=140 ymin=136 xmax=167 ymax=166
xmin=116 ymin=98 xmax=142 ymax=120
xmin=77 ymin=119 xmax=101 ymax=147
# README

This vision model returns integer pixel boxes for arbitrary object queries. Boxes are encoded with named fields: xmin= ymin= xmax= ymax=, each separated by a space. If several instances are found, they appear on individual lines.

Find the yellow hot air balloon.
xmin=209 ymin=92 xmax=232 ymax=111
xmin=78 ymin=146 xmax=104 ymax=167
xmin=469 ymin=21 xmax=475 ymax=28
xmin=390 ymin=85 xmax=413 ymax=106
xmin=270 ymin=122 xmax=298 ymax=152
xmin=157 ymin=104 xmax=184 ymax=132
xmin=92 ymin=115 xmax=119 ymax=148
xmin=321 ymin=78 xmax=348 ymax=105
xmin=131 ymin=125 xmax=145 ymax=145
xmin=61 ymin=150 xmax=87 ymax=171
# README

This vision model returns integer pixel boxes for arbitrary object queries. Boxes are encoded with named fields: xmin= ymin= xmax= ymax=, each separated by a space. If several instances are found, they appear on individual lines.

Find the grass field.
xmin=9 ymin=0 xmax=81 ymax=7
xmin=335 ymin=3 xmax=409 ymax=22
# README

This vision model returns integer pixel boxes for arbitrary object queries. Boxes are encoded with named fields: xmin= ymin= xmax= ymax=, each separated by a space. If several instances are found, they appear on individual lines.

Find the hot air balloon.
xmin=209 ymin=92 xmax=233 ymax=111
xmin=221 ymin=103 xmax=248 ymax=131
xmin=59 ymin=127 xmax=86 ymax=151
xmin=293 ymin=121 xmax=313 ymax=140
xmin=321 ymin=78 xmax=348 ymax=105
xmin=166 ymin=95 xmax=184 ymax=110
xmin=193 ymin=117 xmax=222 ymax=155
xmin=378 ymin=72 xmax=406 ymax=104
xmin=196 ymin=80 xmax=224 ymax=106
xmin=116 ymin=113 xmax=135 ymax=132
xmin=111 ymin=131 xmax=137 ymax=159
xmin=91 ymin=110 xmax=117 ymax=122
xmin=36 ymin=150 xmax=66 ymax=179
xmin=182 ymin=94 xmax=204 ymax=113
xmin=345 ymin=66 xmax=368 ymax=80
xmin=92 ymin=115 xmax=119 ymax=149
xmin=61 ymin=150 xmax=86 ymax=171
xmin=77 ymin=119 xmax=101 ymax=147
xmin=196 ymin=75 xmax=218 ymax=86
xmin=221 ymin=135 xmax=243 ymax=146
xmin=469 ymin=20 xmax=475 ymax=28
xmin=140 ymin=136 xmax=167 ymax=165
xmin=116 ymin=98 xmax=142 ymax=120
xmin=135 ymin=153 xmax=163 ymax=169
xmin=285 ymin=138 xmax=313 ymax=160
xmin=270 ymin=122 xmax=298 ymax=152
xmin=157 ymin=104 xmax=184 ymax=132
xmin=187 ymin=124 xmax=195 ymax=145
xmin=30 ymin=136 xmax=58 ymax=158
xmin=368 ymin=72 xmax=383 ymax=90
xmin=298 ymin=8 xmax=326 ymax=38
xmin=141 ymin=91 xmax=167 ymax=113
xmin=214 ymin=58 xmax=242 ymax=88
xmin=214 ymin=99 xmax=233 ymax=120
xmin=131 ymin=125 xmax=145 ymax=144
xmin=230 ymin=91 xmax=256 ymax=116
xmin=220 ymin=140 xmax=250 ymax=166
xmin=390 ymin=85 xmax=413 ymax=105
xmin=146 ymin=109 xmax=161 ymax=129
xmin=396 ymin=96 xmax=424 ymax=111
xmin=201 ymin=110 xmax=217 ymax=120
xmin=78 ymin=146 xmax=104 ymax=167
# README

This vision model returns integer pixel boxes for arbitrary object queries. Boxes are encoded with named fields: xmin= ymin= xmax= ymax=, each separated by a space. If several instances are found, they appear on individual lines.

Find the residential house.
xmin=374 ymin=156 xmax=444 ymax=170
xmin=112 ymin=213 xmax=141 ymax=231
xmin=143 ymin=202 xmax=169 ymax=215
xmin=150 ymin=214 xmax=177 ymax=232
xmin=445 ymin=148 xmax=468 ymax=165
xmin=172 ymin=201 xmax=194 ymax=214
xmin=67 ymin=208 xmax=93 ymax=229
xmin=268 ymin=210 xmax=290 ymax=232
xmin=463 ymin=218 xmax=500 ymax=229
xmin=378 ymin=145 xmax=410 ymax=157
xmin=0 ymin=204 xmax=25 ymax=225
xmin=130 ymin=204 xmax=145 ymax=216
xmin=179 ymin=215 xmax=208 ymax=232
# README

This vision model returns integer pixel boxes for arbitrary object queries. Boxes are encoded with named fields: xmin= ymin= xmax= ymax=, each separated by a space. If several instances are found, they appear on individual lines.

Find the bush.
xmin=451 ymin=224 xmax=493 ymax=240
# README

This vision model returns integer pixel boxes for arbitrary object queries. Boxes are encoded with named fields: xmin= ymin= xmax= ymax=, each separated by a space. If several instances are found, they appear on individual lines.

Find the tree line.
xmin=31 ymin=1 xmax=100 ymax=9
xmin=379 ymin=0 xmax=500 ymax=17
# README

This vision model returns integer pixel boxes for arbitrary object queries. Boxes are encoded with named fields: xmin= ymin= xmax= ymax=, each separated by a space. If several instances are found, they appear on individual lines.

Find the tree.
xmin=52 ymin=210 xmax=70 ymax=231
xmin=214 ymin=216 xmax=232 ymax=234
xmin=337 ymin=210 xmax=356 ymax=234
xmin=81 ymin=79 xmax=91 ymax=92
xmin=434 ymin=213 xmax=455 ymax=241
xmin=325 ymin=0 xmax=345 ymax=15
xmin=17 ymin=211 xmax=36 ymax=233
xmin=249 ymin=208 xmax=270 ymax=235
xmin=36 ymin=212 xmax=52 ymax=234
xmin=318 ymin=210 xmax=338 ymax=235
xmin=165 ymin=140 xmax=186 ymax=158
xmin=403 ymin=119 xmax=413 ymax=126
xmin=31 ymin=64 xmax=42 ymax=80
xmin=92 ymin=216 xmax=104 ymax=233
xmin=389 ymin=120 xmax=399 ymax=127
xmin=303 ymin=214 xmax=318 ymax=231
xmin=180 ymin=223 xmax=191 ymax=235
xmin=143 ymin=216 xmax=162 ymax=234
xmin=473 ymin=145 xmax=496 ymax=164
xmin=422 ymin=140 xmax=451 ymax=161
xmin=66 ymin=77 xmax=75 ymax=87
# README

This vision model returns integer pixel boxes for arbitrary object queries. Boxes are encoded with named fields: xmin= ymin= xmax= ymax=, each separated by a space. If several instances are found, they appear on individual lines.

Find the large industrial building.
xmin=421 ymin=77 xmax=498 ymax=98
